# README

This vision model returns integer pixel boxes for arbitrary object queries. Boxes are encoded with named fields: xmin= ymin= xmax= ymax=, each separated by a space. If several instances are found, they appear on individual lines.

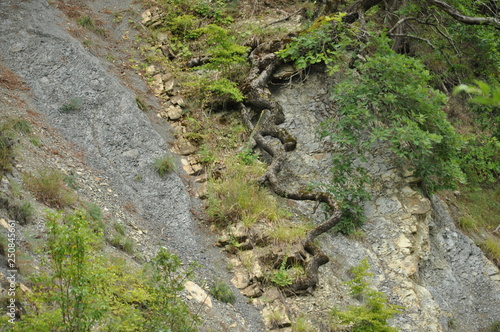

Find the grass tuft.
xmin=23 ymin=169 xmax=76 ymax=208
xmin=153 ymin=155 xmax=175 ymax=177
xmin=207 ymin=157 xmax=286 ymax=228
xmin=210 ymin=281 xmax=236 ymax=304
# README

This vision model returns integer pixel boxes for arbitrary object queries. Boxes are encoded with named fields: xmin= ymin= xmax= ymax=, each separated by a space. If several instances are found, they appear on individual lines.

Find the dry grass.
xmin=0 ymin=62 xmax=29 ymax=90
xmin=23 ymin=168 xmax=76 ymax=208
xmin=206 ymin=157 xmax=287 ymax=228
xmin=267 ymin=220 xmax=313 ymax=244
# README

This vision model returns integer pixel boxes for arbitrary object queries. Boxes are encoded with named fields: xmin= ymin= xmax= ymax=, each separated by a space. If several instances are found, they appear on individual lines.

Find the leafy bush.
xmin=8 ymin=200 xmax=35 ymax=225
xmin=22 ymin=212 xmax=109 ymax=331
xmin=110 ymin=234 xmax=135 ymax=254
xmin=143 ymin=248 xmax=200 ymax=331
xmin=210 ymin=280 xmax=236 ymax=304
xmin=331 ymin=259 xmax=403 ymax=332
xmin=271 ymin=260 xmax=293 ymax=287
xmin=153 ymin=155 xmax=175 ymax=177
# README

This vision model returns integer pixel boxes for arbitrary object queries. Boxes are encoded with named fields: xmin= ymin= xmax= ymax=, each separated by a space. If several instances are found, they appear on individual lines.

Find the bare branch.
xmin=388 ymin=17 xmax=417 ymax=34
xmin=425 ymin=0 xmax=500 ymax=28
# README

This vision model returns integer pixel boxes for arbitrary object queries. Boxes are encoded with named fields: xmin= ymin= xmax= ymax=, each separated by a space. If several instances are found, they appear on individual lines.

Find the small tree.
xmin=143 ymin=248 xmax=200 ymax=332
xmin=332 ymin=259 xmax=403 ymax=332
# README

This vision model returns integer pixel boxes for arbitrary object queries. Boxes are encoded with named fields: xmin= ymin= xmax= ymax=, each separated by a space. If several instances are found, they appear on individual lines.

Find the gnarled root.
xmin=239 ymin=43 xmax=343 ymax=294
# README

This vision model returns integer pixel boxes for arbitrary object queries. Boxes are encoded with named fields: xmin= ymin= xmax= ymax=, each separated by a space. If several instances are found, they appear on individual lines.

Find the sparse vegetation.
xmin=110 ymin=233 xmax=135 ymax=254
xmin=60 ymin=97 xmax=83 ymax=113
xmin=0 ymin=130 xmax=14 ymax=175
xmin=331 ymin=259 xmax=403 ymax=332
xmin=210 ymin=280 xmax=236 ymax=304
xmin=23 ymin=168 xmax=76 ymax=208
xmin=8 ymin=200 xmax=35 ymax=225
xmin=271 ymin=260 xmax=293 ymax=288
xmin=206 ymin=157 xmax=285 ymax=228
xmin=77 ymin=15 xmax=95 ymax=29
xmin=292 ymin=317 xmax=315 ymax=332
xmin=153 ymin=155 xmax=175 ymax=177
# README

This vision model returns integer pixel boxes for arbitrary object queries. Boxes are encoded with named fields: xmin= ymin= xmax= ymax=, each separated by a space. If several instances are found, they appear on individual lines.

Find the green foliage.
xmin=158 ymin=0 xmax=233 ymax=26
xmin=268 ymin=220 xmax=312 ymax=244
xmin=479 ymin=235 xmax=500 ymax=266
xmin=77 ymin=15 xmax=95 ymax=29
xmin=207 ymin=77 xmax=244 ymax=103
xmin=292 ymin=317 xmax=315 ymax=332
xmin=454 ymin=81 xmax=500 ymax=107
xmin=12 ymin=119 xmax=31 ymax=134
xmin=271 ymin=260 xmax=293 ymax=287
xmin=153 ymin=155 xmax=175 ymax=177
xmin=210 ymin=280 xmax=236 ymax=304
xmin=237 ymin=148 xmax=258 ymax=165
xmin=454 ymin=81 xmax=500 ymax=139
xmin=459 ymin=135 xmax=499 ymax=185
xmin=276 ymin=13 xmax=354 ymax=69
xmin=324 ymin=36 xmax=465 ymax=194
xmin=8 ymin=200 xmax=35 ymax=225
xmin=21 ymin=211 xmax=108 ymax=331
xmin=143 ymin=248 xmax=200 ymax=331
xmin=110 ymin=233 xmax=135 ymax=254
xmin=332 ymin=259 xmax=403 ymax=332
xmin=194 ymin=24 xmax=247 ymax=71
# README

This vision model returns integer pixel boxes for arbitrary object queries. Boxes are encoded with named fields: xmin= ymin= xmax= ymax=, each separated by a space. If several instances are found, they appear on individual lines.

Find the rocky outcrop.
xmin=272 ymin=72 xmax=500 ymax=332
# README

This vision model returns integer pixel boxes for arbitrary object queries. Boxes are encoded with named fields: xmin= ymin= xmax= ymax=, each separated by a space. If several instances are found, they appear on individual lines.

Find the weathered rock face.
xmin=272 ymin=72 xmax=500 ymax=331
xmin=0 ymin=1 xmax=266 ymax=330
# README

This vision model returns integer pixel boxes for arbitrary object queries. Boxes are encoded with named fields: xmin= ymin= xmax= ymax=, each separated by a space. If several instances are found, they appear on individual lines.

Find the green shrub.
xmin=143 ymin=248 xmax=200 ymax=331
xmin=113 ymin=222 xmax=126 ymax=236
xmin=8 ymin=200 xmax=35 ymax=225
xmin=210 ymin=280 xmax=236 ymax=304
xmin=110 ymin=234 xmax=135 ymax=254
xmin=12 ymin=119 xmax=31 ymax=134
xmin=479 ymin=236 xmax=500 ymax=265
xmin=153 ymin=155 xmax=175 ymax=177
xmin=84 ymin=202 xmax=104 ymax=233
xmin=271 ymin=260 xmax=293 ymax=287
xmin=331 ymin=259 xmax=403 ymax=332
xmin=292 ymin=317 xmax=316 ymax=332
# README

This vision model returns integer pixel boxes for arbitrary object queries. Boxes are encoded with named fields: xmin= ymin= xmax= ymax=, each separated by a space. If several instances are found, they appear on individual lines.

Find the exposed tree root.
xmin=239 ymin=41 xmax=342 ymax=295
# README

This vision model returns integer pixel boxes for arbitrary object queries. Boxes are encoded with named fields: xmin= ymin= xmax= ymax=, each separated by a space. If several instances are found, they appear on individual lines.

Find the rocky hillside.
xmin=0 ymin=0 xmax=499 ymax=331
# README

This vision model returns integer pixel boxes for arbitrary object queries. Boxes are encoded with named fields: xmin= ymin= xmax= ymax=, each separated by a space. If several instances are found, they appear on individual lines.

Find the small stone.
xmin=175 ymin=139 xmax=196 ymax=155
xmin=0 ymin=219 xmax=9 ymax=229
xmin=171 ymin=95 xmax=185 ymax=106
xmin=166 ymin=105 xmax=183 ymax=121
xmin=231 ymin=270 xmax=250 ymax=289
xmin=184 ymin=281 xmax=212 ymax=308
xmin=122 ymin=149 xmax=139 ymax=159
xmin=146 ymin=65 xmax=156 ymax=75
xmin=141 ymin=9 xmax=152 ymax=25
xmin=241 ymin=283 xmax=263 ymax=298
xmin=396 ymin=234 xmax=412 ymax=248
xmin=164 ymin=79 xmax=175 ymax=93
